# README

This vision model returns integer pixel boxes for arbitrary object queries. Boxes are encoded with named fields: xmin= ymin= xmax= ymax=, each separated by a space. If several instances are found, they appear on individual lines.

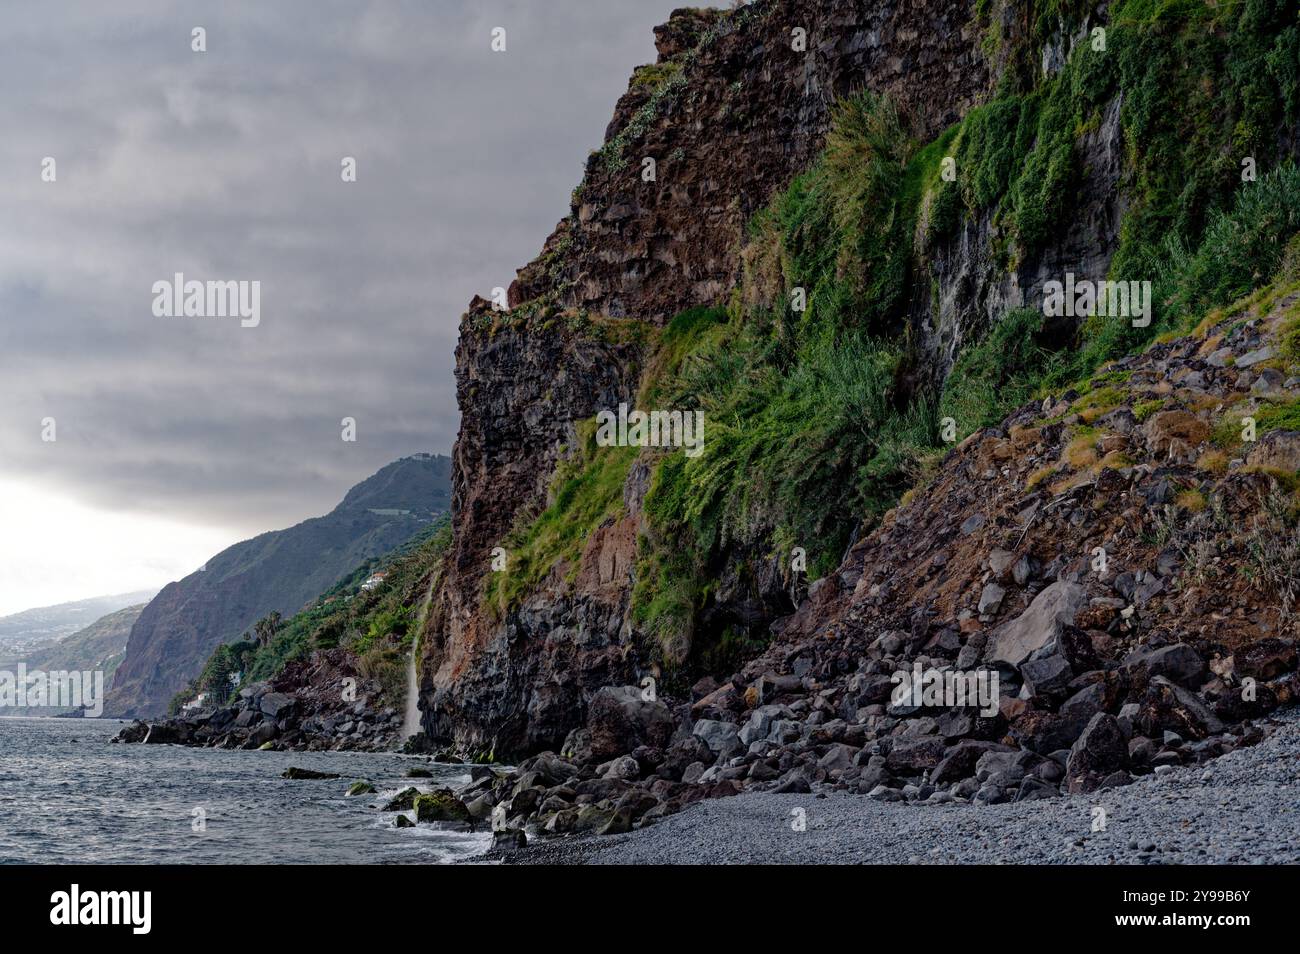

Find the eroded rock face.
xmin=419 ymin=304 xmax=645 ymax=756
xmin=420 ymin=0 xmax=993 ymax=758
xmin=417 ymin=0 xmax=1298 ymax=779
xmin=917 ymin=90 xmax=1126 ymax=386
xmin=513 ymin=0 xmax=990 ymax=323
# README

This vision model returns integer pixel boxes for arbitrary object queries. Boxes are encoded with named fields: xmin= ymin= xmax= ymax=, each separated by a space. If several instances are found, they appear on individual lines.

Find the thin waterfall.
xmin=401 ymin=631 xmax=421 ymax=738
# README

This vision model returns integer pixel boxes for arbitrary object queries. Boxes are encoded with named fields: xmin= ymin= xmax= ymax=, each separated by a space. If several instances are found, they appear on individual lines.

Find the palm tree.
xmin=253 ymin=611 xmax=283 ymax=647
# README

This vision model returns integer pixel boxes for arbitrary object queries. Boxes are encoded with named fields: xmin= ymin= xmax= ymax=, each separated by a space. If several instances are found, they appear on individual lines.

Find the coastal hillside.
xmin=105 ymin=454 xmax=451 ymax=718
xmin=1 ymin=603 xmax=145 ymax=716
xmin=0 ymin=591 xmax=154 ymax=663
xmin=417 ymin=0 xmax=1300 ymax=764
xmin=117 ymin=516 xmax=452 ymax=751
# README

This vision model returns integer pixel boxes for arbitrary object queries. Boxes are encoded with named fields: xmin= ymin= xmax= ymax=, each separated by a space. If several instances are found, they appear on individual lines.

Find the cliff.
xmin=419 ymin=0 xmax=1300 ymax=772
xmin=451 ymin=273 xmax=1300 ymax=839
xmin=422 ymin=0 xmax=994 ymax=756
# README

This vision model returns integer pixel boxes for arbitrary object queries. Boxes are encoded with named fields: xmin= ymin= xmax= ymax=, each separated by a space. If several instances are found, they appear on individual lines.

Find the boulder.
xmin=1135 ymin=676 xmax=1225 ymax=740
xmin=382 ymin=787 xmax=420 ymax=811
xmin=1143 ymin=410 xmax=1209 ymax=459
xmin=1246 ymin=430 xmax=1300 ymax=473
xmin=281 ymin=766 xmax=340 ymax=780
xmin=755 ymin=672 xmax=803 ymax=704
xmin=413 ymin=789 xmax=471 ymax=824
xmin=465 ymin=794 xmax=495 ymax=820
xmin=987 ymin=582 xmax=1088 ymax=666
xmin=766 ymin=719 xmax=803 ymax=743
xmin=1235 ymin=345 xmax=1275 ymax=368
xmin=258 ymin=692 xmax=294 ymax=719
xmin=140 ymin=722 xmax=180 ymax=744
xmin=238 ymin=680 xmax=270 ymax=701
xmin=1065 ymin=713 xmax=1127 ymax=794
xmin=596 ymin=809 xmax=634 ymax=836
xmin=932 ymin=740 xmax=1010 ymax=786
xmin=586 ymin=686 xmax=676 ymax=761
xmin=978 ymin=583 xmax=1007 ymax=615
xmin=1122 ymin=643 xmax=1205 ymax=688
xmin=1235 ymin=638 xmax=1297 ymax=681
xmin=988 ymin=549 xmax=1016 ymax=580
xmin=885 ymin=737 xmax=948 ymax=773
xmin=113 ymin=720 xmax=149 ymax=743
xmin=613 ymin=789 xmax=660 ymax=821
xmin=692 ymin=718 xmax=742 ymax=758
xmin=738 ymin=704 xmax=789 ymax=746
xmin=601 ymin=755 xmax=641 ymax=780
xmin=1015 ymin=777 xmax=1060 ymax=801
xmin=660 ymin=734 xmax=713 ymax=780
xmin=772 ymin=766 xmax=813 ymax=794
xmin=490 ymin=829 xmax=527 ymax=851
xmin=817 ymin=743 xmax=859 ymax=773
xmin=1010 ymin=708 xmax=1091 ymax=753
xmin=845 ymin=673 xmax=895 ymax=709
xmin=1060 ymin=681 xmax=1106 ymax=726
xmin=1020 ymin=653 xmax=1074 ymax=700
xmin=573 ymin=804 xmax=615 ymax=833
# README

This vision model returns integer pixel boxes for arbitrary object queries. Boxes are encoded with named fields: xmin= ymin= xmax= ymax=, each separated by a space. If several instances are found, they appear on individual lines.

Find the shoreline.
xmin=500 ymin=707 xmax=1300 ymax=865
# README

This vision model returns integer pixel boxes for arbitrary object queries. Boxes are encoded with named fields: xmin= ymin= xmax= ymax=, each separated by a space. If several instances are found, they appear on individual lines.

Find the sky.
xmin=0 ymin=0 xmax=688 ymax=616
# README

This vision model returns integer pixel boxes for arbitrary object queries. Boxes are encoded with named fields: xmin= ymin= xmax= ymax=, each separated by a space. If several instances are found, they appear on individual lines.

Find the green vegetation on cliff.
xmin=482 ymin=424 xmax=637 ymax=618
xmin=491 ymin=0 xmax=1300 ymax=685
xmin=171 ymin=517 xmax=451 ymax=714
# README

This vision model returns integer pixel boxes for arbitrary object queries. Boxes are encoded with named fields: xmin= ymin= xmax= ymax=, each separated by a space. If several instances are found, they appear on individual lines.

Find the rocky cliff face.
xmin=422 ymin=306 xmax=645 ymax=754
xmin=512 ymin=0 xmax=987 ymax=322
xmin=420 ymin=0 xmax=1300 ymax=766
xmin=422 ymin=0 xmax=994 ymax=756
xmin=107 ymin=454 xmax=451 ymax=718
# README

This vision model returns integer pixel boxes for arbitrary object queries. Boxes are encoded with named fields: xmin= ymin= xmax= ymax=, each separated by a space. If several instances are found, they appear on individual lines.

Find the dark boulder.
xmin=1235 ymin=638 xmax=1296 ymax=681
xmin=1122 ymin=643 xmax=1205 ymax=688
xmin=586 ymin=686 xmax=676 ymax=762
xmin=1065 ymin=713 xmax=1127 ymax=794
xmin=1135 ymin=676 xmax=1225 ymax=740
xmin=931 ymin=740 xmax=1011 ymax=786
xmin=281 ymin=766 xmax=340 ymax=780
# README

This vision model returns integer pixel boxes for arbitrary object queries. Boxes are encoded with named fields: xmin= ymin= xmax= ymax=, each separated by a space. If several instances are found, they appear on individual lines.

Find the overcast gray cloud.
xmin=0 ymin=0 xmax=685 ymax=539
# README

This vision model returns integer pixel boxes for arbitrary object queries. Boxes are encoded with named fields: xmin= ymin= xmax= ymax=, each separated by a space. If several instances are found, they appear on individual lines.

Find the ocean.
xmin=0 ymin=717 xmax=491 ymax=864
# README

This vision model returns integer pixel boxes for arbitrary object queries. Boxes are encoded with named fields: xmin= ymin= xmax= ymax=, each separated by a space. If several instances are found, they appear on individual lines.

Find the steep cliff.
xmin=106 ymin=454 xmax=451 ymax=718
xmin=420 ymin=0 xmax=1300 ymax=762
xmin=423 ymin=0 xmax=994 ymax=757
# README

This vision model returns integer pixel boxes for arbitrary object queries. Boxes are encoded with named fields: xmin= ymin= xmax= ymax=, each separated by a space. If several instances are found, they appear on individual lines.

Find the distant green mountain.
xmin=2 ymin=603 xmax=146 ymax=716
xmin=104 ymin=454 xmax=452 ymax=718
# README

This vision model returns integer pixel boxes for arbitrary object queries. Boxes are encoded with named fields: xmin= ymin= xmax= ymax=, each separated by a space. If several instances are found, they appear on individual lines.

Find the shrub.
xmin=939 ymin=308 xmax=1059 ymax=437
